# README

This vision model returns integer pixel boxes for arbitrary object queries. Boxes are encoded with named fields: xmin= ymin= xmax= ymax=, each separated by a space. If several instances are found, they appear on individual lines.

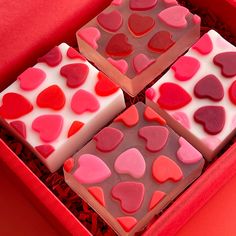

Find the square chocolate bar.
xmin=146 ymin=30 xmax=236 ymax=160
xmin=64 ymin=102 xmax=204 ymax=235
xmin=0 ymin=43 xmax=125 ymax=172
xmin=76 ymin=0 xmax=201 ymax=96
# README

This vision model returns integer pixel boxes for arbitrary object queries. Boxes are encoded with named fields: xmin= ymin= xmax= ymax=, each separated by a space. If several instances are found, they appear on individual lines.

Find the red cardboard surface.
xmin=0 ymin=0 xmax=110 ymax=91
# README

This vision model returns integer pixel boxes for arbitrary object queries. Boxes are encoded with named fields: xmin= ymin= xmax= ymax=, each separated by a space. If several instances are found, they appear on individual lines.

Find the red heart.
xmin=229 ymin=80 xmax=236 ymax=105
xmin=148 ymin=31 xmax=175 ymax=53
xmin=88 ymin=186 xmax=105 ymax=206
xmin=157 ymin=83 xmax=192 ymax=110
xmin=97 ymin=10 xmax=123 ymax=32
xmin=67 ymin=121 xmax=84 ymax=138
xmin=144 ymin=106 xmax=166 ymax=125
xmin=194 ymin=106 xmax=225 ymax=135
xmin=64 ymin=158 xmax=74 ymax=173
xmin=35 ymin=145 xmax=55 ymax=159
xmin=10 ymin=120 xmax=27 ymax=139
xmin=213 ymin=52 xmax=236 ymax=78
xmin=60 ymin=63 xmax=89 ymax=88
xmin=66 ymin=47 xmax=86 ymax=61
xmin=152 ymin=156 xmax=183 ymax=183
xmin=95 ymin=72 xmax=119 ymax=96
xmin=114 ymin=105 xmax=139 ymax=127
xmin=36 ymin=85 xmax=66 ymax=110
xmin=106 ymin=33 xmax=133 ymax=57
xmin=116 ymin=217 xmax=137 ymax=232
xmin=112 ymin=181 xmax=144 ymax=213
xmin=93 ymin=127 xmax=124 ymax=152
xmin=194 ymin=75 xmax=224 ymax=101
xmin=139 ymin=126 xmax=169 ymax=152
xmin=0 ymin=93 xmax=33 ymax=119
xmin=71 ymin=89 xmax=100 ymax=115
xmin=32 ymin=115 xmax=63 ymax=142
xmin=128 ymin=13 xmax=155 ymax=36
xmin=37 ymin=46 xmax=62 ymax=67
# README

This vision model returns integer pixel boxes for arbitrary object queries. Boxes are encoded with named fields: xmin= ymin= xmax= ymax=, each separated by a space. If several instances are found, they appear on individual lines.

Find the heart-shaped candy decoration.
xmin=106 ymin=33 xmax=133 ymax=57
xmin=112 ymin=0 xmax=123 ymax=6
xmin=152 ymin=156 xmax=183 ymax=183
xmin=10 ymin=120 xmax=27 ymax=139
xmin=18 ymin=67 xmax=46 ymax=91
xmin=71 ymin=89 xmax=100 ymax=114
xmin=36 ymin=85 xmax=66 ymax=110
xmin=229 ymin=81 xmax=236 ymax=105
xmin=171 ymin=56 xmax=200 ymax=81
xmin=67 ymin=121 xmax=84 ymax=138
xmin=0 ymin=93 xmax=33 ymax=119
xmin=88 ymin=186 xmax=105 ymax=206
xmin=67 ymin=47 xmax=86 ymax=61
xmin=129 ymin=0 xmax=158 ymax=10
xmin=157 ymin=83 xmax=192 ymax=110
xmin=128 ymin=13 xmax=155 ymax=36
xmin=32 ymin=115 xmax=63 ymax=142
xmin=213 ymin=52 xmax=236 ymax=78
xmin=112 ymin=181 xmax=144 ymax=213
xmin=148 ymin=31 xmax=175 ymax=53
xmin=158 ymin=6 xmax=189 ymax=28
xmin=194 ymin=75 xmax=224 ymax=101
xmin=95 ymin=72 xmax=119 ymax=96
xmin=114 ymin=148 xmax=146 ymax=178
xmin=77 ymin=27 xmax=101 ymax=49
xmin=107 ymin=58 xmax=128 ymax=74
xmin=35 ymin=145 xmax=55 ymax=158
xmin=133 ymin=54 xmax=155 ymax=74
xmin=97 ymin=10 xmax=123 ymax=32
xmin=177 ymin=137 xmax=203 ymax=164
xmin=73 ymin=154 xmax=111 ymax=184
xmin=194 ymin=106 xmax=226 ymax=135
xmin=60 ymin=63 xmax=89 ymax=88
xmin=64 ymin=158 xmax=74 ymax=173
xmin=114 ymin=105 xmax=139 ymax=127
xmin=94 ymin=127 xmax=124 ymax=152
xmin=116 ymin=217 xmax=137 ymax=232
xmin=192 ymin=33 xmax=213 ymax=55
xmin=139 ymin=126 xmax=169 ymax=152
xmin=144 ymin=106 xmax=166 ymax=125
xmin=149 ymin=191 xmax=166 ymax=210
xmin=37 ymin=46 xmax=62 ymax=67
xmin=172 ymin=111 xmax=190 ymax=129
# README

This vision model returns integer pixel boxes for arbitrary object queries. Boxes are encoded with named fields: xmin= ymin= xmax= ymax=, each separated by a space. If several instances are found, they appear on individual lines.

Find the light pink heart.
xmin=177 ymin=137 xmax=203 ymax=164
xmin=107 ymin=58 xmax=128 ymax=74
xmin=71 ymin=89 xmax=100 ymax=114
xmin=18 ymin=67 xmax=46 ymax=91
xmin=73 ymin=154 xmax=111 ymax=184
xmin=172 ymin=111 xmax=190 ymax=129
xmin=77 ymin=27 xmax=101 ymax=49
xmin=133 ymin=54 xmax=155 ymax=74
xmin=32 ymin=115 xmax=63 ymax=142
xmin=114 ymin=148 xmax=146 ymax=178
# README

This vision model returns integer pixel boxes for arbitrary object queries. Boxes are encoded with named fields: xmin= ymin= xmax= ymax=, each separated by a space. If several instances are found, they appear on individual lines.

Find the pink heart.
xmin=172 ymin=111 xmax=190 ymax=129
xmin=94 ymin=127 xmax=124 ymax=152
xmin=139 ymin=126 xmax=169 ymax=152
xmin=192 ymin=33 xmax=213 ymax=55
xmin=77 ymin=27 xmax=101 ymax=49
xmin=114 ymin=148 xmax=146 ymax=178
xmin=32 ymin=115 xmax=63 ymax=142
xmin=97 ymin=10 xmax=123 ymax=32
xmin=171 ymin=56 xmax=200 ymax=81
xmin=158 ymin=6 xmax=189 ymax=28
xmin=107 ymin=58 xmax=128 ymax=74
xmin=112 ymin=0 xmax=122 ymax=5
xmin=129 ymin=0 xmax=158 ymax=10
xmin=112 ymin=181 xmax=145 ymax=214
xmin=133 ymin=54 xmax=155 ymax=74
xmin=73 ymin=154 xmax=111 ymax=184
xmin=71 ymin=89 xmax=100 ymax=114
xmin=177 ymin=137 xmax=203 ymax=164
xmin=18 ymin=67 xmax=46 ymax=91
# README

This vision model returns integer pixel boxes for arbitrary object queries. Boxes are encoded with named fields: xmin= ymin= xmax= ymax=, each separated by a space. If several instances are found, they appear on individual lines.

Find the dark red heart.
xmin=213 ymin=52 xmax=236 ymax=78
xmin=194 ymin=106 xmax=226 ymax=135
xmin=36 ymin=85 xmax=65 ymax=110
xmin=0 ymin=93 xmax=33 ymax=119
xmin=95 ymin=72 xmax=119 ymax=96
xmin=112 ymin=181 xmax=144 ymax=213
xmin=148 ymin=31 xmax=175 ymax=53
xmin=60 ymin=63 xmax=89 ymax=88
xmin=35 ymin=144 xmax=55 ymax=159
xmin=229 ymin=80 xmax=236 ymax=105
xmin=157 ymin=83 xmax=192 ymax=110
xmin=10 ymin=120 xmax=27 ymax=139
xmin=106 ymin=33 xmax=133 ymax=57
xmin=194 ymin=74 xmax=224 ymax=101
xmin=37 ymin=46 xmax=62 ymax=67
xmin=128 ymin=13 xmax=155 ymax=36
xmin=67 ymin=47 xmax=86 ymax=61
